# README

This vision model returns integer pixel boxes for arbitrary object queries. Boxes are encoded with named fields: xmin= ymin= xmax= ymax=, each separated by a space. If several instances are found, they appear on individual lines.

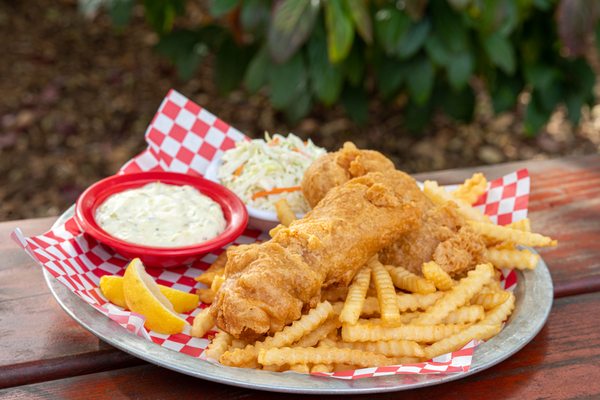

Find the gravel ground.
xmin=1 ymin=0 xmax=599 ymax=221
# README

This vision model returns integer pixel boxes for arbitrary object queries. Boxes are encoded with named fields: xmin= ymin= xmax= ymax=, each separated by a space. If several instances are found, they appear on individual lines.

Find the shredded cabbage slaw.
xmin=218 ymin=133 xmax=326 ymax=214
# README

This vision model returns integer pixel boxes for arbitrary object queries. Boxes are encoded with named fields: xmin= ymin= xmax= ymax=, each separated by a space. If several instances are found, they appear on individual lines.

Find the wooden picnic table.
xmin=1 ymin=154 xmax=599 ymax=399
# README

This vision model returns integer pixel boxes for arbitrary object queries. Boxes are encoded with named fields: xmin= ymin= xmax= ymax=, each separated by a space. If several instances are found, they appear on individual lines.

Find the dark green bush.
xmin=92 ymin=0 xmax=600 ymax=134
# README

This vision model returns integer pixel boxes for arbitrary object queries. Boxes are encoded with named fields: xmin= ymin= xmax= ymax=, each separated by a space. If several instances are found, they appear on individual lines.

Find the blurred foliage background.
xmin=1 ymin=0 xmax=600 ymax=220
xmin=86 ymin=0 xmax=600 ymax=133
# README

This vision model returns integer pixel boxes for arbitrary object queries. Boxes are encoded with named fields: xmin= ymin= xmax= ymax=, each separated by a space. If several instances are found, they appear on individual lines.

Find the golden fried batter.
xmin=212 ymin=171 xmax=421 ymax=340
xmin=302 ymin=143 xmax=487 ymax=278
xmin=301 ymin=142 xmax=395 ymax=208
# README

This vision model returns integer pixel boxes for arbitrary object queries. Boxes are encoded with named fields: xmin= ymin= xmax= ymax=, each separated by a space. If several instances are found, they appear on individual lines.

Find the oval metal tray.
xmin=43 ymin=206 xmax=553 ymax=394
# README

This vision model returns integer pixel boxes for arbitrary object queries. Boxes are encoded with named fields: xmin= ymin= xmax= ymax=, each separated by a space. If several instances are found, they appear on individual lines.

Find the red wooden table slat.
xmin=0 ymin=218 xmax=140 ymax=388
xmin=2 ymin=291 xmax=599 ymax=400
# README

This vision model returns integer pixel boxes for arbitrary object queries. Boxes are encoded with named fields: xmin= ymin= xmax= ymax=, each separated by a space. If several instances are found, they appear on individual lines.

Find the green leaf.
xmin=483 ymin=33 xmax=516 ymax=75
xmin=425 ymin=34 xmax=451 ymax=66
xmin=268 ymin=0 xmax=321 ymax=64
xmin=396 ymin=19 xmax=431 ymax=59
xmin=448 ymin=0 xmax=471 ymax=10
xmin=341 ymin=84 xmax=368 ymax=124
xmin=209 ymin=0 xmax=239 ymax=17
xmin=284 ymin=91 xmax=313 ymax=122
xmin=143 ymin=0 xmax=184 ymax=33
xmin=404 ymin=100 xmax=432 ymax=133
xmin=241 ymin=0 xmax=271 ymax=34
xmin=447 ymin=51 xmax=473 ymax=90
xmin=346 ymin=0 xmax=372 ymax=43
xmin=269 ymin=52 xmax=308 ymax=109
xmin=325 ymin=0 xmax=355 ymax=63
xmin=407 ymin=57 xmax=435 ymax=105
xmin=307 ymin=33 xmax=344 ymax=105
xmin=479 ymin=0 xmax=518 ymax=36
xmin=215 ymin=36 xmax=255 ymax=94
xmin=109 ymin=0 xmax=134 ymax=28
xmin=431 ymin=0 xmax=469 ymax=53
xmin=490 ymin=73 xmax=522 ymax=113
xmin=374 ymin=7 xmax=411 ymax=55
xmin=564 ymin=91 xmax=585 ymax=125
xmin=524 ymin=93 xmax=548 ymax=137
xmin=436 ymin=85 xmax=476 ymax=122
xmin=343 ymin=43 xmax=365 ymax=86
xmin=155 ymin=30 xmax=208 ymax=80
xmin=375 ymin=55 xmax=406 ymax=99
xmin=524 ymin=64 xmax=561 ymax=91
xmin=244 ymin=46 xmax=270 ymax=93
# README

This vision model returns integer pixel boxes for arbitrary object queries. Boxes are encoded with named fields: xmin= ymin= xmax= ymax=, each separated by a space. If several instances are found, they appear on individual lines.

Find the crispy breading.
xmin=212 ymin=171 xmax=421 ymax=340
xmin=301 ymin=142 xmax=395 ymax=208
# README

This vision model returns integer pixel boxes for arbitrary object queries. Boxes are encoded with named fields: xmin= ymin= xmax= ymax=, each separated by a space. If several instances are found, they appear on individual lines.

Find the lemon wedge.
xmin=100 ymin=275 xmax=199 ymax=313
xmin=122 ymin=258 xmax=189 ymax=334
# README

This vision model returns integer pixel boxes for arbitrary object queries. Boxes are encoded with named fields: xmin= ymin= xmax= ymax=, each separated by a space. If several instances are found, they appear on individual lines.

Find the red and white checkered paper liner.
xmin=12 ymin=89 xmax=528 ymax=380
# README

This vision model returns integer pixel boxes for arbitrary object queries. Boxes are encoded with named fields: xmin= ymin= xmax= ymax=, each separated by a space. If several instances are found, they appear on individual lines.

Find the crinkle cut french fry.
xmin=471 ymin=290 xmax=511 ymax=310
xmin=196 ymin=288 xmax=215 ymax=304
xmin=423 ymin=180 xmax=489 ymax=222
xmin=385 ymin=265 xmax=436 ymax=294
xmin=442 ymin=305 xmax=485 ymax=324
xmin=337 ymin=339 xmax=425 ymax=357
xmin=220 ymin=345 xmax=259 ymax=367
xmin=484 ymin=248 xmax=540 ymax=270
xmin=424 ymin=322 xmax=502 ymax=360
xmin=191 ymin=307 xmax=215 ymax=338
xmin=205 ymin=330 xmax=233 ymax=360
xmin=412 ymin=263 xmax=494 ymax=325
xmin=311 ymin=364 xmax=334 ymax=373
xmin=258 ymin=347 xmax=392 ymax=368
xmin=468 ymin=221 xmax=557 ymax=247
xmin=451 ymin=173 xmax=488 ymax=205
xmin=482 ymin=291 xmax=515 ymax=325
xmin=195 ymin=271 xmax=216 ymax=285
xmin=223 ymin=301 xmax=335 ymax=367
xmin=293 ymin=317 xmax=341 ymax=348
xmin=362 ymin=292 xmax=444 ymax=315
xmin=369 ymin=259 xmax=400 ymax=324
xmin=340 ymin=266 xmax=371 ymax=324
xmin=506 ymin=218 xmax=531 ymax=232
xmin=275 ymin=198 xmax=297 ymax=226
xmin=267 ymin=301 xmax=334 ymax=348
xmin=422 ymin=261 xmax=455 ymax=291
xmin=289 ymin=364 xmax=310 ymax=373
xmin=210 ymin=274 xmax=225 ymax=292
xmin=342 ymin=322 xmax=466 ymax=343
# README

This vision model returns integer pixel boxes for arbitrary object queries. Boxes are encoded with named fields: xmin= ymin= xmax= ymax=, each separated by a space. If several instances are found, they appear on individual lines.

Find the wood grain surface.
xmin=2 ymin=291 xmax=599 ymax=400
xmin=0 ymin=218 xmax=141 ymax=388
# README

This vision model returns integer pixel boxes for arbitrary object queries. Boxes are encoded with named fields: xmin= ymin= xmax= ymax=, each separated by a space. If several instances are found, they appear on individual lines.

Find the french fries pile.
xmin=191 ymin=173 xmax=556 ymax=373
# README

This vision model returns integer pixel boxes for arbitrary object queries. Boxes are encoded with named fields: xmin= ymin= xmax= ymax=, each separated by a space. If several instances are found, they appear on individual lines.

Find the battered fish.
xmin=302 ymin=143 xmax=486 ymax=277
xmin=301 ymin=142 xmax=395 ymax=208
xmin=212 ymin=171 xmax=421 ymax=340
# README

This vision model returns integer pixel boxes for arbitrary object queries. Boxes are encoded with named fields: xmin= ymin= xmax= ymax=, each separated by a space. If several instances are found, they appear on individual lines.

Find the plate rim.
xmin=42 ymin=205 xmax=553 ymax=394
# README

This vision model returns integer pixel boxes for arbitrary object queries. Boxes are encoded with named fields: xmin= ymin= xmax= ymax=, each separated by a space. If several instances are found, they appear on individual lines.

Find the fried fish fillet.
xmin=302 ymin=143 xmax=486 ymax=278
xmin=212 ymin=171 xmax=421 ymax=340
xmin=301 ymin=142 xmax=395 ymax=208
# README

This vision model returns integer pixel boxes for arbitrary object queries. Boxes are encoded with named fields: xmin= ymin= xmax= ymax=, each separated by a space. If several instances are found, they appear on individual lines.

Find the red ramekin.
xmin=75 ymin=171 xmax=248 ymax=268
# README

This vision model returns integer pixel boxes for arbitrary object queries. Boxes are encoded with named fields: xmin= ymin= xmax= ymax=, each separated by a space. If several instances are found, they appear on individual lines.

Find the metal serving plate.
xmin=43 ymin=206 xmax=553 ymax=394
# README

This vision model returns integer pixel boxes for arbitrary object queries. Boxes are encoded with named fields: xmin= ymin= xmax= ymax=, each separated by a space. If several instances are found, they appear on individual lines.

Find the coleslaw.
xmin=217 ymin=133 xmax=326 ymax=214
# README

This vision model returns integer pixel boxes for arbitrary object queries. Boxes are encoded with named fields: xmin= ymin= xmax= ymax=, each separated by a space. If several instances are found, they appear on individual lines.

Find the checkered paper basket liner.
xmin=12 ymin=89 xmax=529 ymax=379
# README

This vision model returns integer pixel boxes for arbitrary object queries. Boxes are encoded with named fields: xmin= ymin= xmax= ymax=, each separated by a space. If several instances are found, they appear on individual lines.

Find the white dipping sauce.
xmin=95 ymin=182 xmax=226 ymax=247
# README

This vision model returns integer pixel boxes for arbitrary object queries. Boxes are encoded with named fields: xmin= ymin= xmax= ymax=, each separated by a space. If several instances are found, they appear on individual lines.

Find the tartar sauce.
xmin=95 ymin=182 xmax=226 ymax=247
